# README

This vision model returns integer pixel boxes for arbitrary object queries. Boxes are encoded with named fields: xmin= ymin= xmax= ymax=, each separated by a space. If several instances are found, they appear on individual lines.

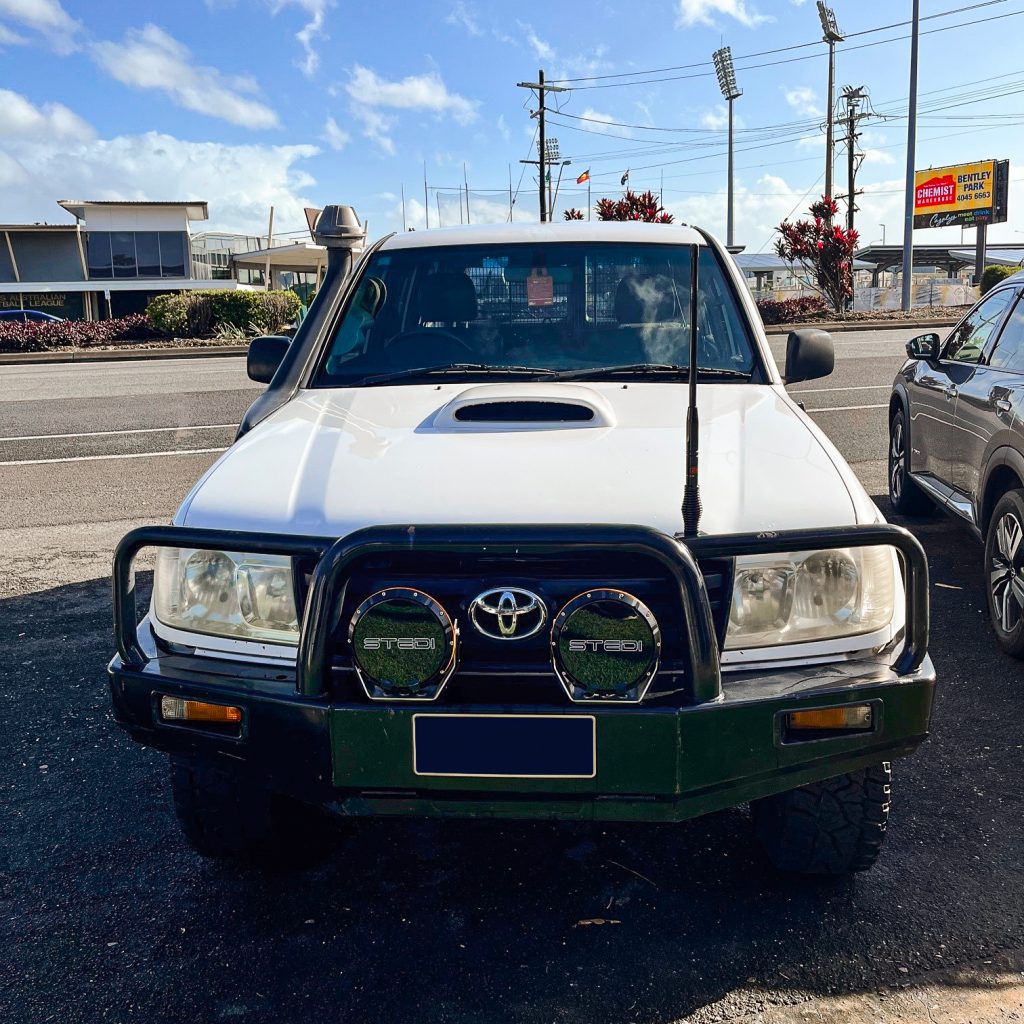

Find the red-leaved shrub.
xmin=0 ymin=314 xmax=158 ymax=353
xmin=755 ymin=296 xmax=830 ymax=325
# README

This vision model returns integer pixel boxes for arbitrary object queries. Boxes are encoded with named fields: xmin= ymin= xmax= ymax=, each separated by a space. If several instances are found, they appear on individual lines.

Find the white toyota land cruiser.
xmin=109 ymin=209 xmax=934 ymax=875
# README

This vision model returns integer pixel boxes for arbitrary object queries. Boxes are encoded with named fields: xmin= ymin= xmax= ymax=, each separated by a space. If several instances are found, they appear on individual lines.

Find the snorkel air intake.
xmin=681 ymin=242 xmax=701 ymax=537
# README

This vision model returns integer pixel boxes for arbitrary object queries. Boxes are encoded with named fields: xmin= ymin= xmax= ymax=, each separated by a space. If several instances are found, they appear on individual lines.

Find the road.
xmin=3 ymin=336 xmax=1022 ymax=1024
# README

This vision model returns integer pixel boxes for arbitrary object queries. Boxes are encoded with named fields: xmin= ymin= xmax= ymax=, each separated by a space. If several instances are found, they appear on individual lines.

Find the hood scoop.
xmin=432 ymin=384 xmax=615 ymax=432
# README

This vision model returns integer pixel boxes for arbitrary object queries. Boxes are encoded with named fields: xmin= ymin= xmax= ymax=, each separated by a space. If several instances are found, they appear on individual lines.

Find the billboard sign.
xmin=913 ymin=159 xmax=1009 ymax=229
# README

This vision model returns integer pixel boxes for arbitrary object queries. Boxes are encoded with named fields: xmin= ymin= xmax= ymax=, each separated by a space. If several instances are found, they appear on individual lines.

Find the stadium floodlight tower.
xmin=817 ymin=1 xmax=844 ymax=209
xmin=543 ymin=137 xmax=571 ymax=221
xmin=712 ymin=46 xmax=742 ymax=248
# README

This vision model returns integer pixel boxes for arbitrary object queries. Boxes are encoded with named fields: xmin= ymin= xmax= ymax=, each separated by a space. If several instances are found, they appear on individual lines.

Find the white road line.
xmin=805 ymin=403 xmax=888 ymax=412
xmin=790 ymin=384 xmax=890 ymax=394
xmin=0 ymin=447 xmax=229 ymax=467
xmin=0 ymin=423 xmax=235 ymax=442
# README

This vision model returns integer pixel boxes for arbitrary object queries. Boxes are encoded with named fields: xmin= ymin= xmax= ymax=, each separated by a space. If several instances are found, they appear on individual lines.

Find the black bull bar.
xmin=113 ymin=523 xmax=929 ymax=700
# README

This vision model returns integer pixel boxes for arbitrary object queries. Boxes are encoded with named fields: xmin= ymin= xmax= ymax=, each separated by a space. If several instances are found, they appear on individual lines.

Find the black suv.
xmin=889 ymin=269 xmax=1024 ymax=654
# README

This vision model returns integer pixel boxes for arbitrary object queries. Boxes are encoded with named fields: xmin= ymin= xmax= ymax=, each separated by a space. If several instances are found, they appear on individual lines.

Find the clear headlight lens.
xmin=725 ymin=546 xmax=897 ymax=650
xmin=154 ymin=548 xmax=299 ymax=645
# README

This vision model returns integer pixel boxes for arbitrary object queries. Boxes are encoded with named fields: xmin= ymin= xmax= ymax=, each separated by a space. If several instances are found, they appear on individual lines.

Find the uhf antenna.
xmin=681 ymin=243 xmax=701 ymax=536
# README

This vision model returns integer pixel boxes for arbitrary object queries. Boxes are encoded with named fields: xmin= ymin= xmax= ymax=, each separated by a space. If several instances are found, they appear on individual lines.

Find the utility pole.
xmin=713 ymin=46 xmax=741 ymax=248
xmin=423 ymin=160 xmax=430 ymax=230
xmin=838 ymin=86 xmax=867 ymax=234
xmin=817 ymin=3 xmax=844 ymax=207
xmin=516 ymin=70 xmax=567 ymax=221
xmin=901 ymin=0 xmax=921 ymax=311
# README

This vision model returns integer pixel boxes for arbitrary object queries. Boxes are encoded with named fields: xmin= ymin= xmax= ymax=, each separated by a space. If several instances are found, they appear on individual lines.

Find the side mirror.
xmin=785 ymin=328 xmax=834 ymax=384
xmin=906 ymin=333 xmax=940 ymax=361
xmin=246 ymin=335 xmax=290 ymax=384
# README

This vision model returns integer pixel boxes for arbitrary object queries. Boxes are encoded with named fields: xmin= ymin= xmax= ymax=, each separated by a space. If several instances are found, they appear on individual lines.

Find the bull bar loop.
xmin=111 ymin=521 xmax=928 ymax=699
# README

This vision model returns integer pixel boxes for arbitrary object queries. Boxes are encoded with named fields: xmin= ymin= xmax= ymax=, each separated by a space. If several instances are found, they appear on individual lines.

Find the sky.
xmin=1 ymin=0 xmax=1023 ymax=251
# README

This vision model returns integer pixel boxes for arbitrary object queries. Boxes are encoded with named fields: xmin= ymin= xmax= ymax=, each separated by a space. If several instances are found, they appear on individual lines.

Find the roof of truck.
xmin=379 ymin=220 xmax=710 ymax=251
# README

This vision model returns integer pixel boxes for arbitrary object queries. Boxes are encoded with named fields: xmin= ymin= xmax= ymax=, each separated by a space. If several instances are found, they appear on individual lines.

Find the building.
xmin=0 ymin=200 xmax=335 ymax=320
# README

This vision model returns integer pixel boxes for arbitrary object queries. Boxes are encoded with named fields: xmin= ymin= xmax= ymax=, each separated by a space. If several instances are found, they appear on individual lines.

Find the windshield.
xmin=313 ymin=241 xmax=758 ymax=387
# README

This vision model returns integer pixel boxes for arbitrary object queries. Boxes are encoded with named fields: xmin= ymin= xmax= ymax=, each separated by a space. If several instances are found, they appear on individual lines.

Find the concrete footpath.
xmin=0 ymin=317 xmax=962 ymax=366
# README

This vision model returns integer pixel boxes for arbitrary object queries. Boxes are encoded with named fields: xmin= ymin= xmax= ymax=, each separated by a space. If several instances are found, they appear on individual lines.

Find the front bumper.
xmin=108 ymin=523 xmax=935 ymax=823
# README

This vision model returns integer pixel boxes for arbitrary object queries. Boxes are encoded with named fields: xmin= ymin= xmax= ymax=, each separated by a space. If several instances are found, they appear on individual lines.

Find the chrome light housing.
xmin=725 ymin=545 xmax=899 ymax=651
xmin=153 ymin=548 xmax=299 ymax=645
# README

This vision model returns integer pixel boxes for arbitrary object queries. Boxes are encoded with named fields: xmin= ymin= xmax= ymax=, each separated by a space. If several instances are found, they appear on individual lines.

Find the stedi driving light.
xmin=725 ymin=546 xmax=898 ymax=649
xmin=153 ymin=548 xmax=300 ymax=645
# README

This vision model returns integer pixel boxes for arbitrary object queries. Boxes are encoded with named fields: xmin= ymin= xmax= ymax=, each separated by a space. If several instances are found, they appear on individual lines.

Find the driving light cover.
xmin=153 ymin=548 xmax=299 ymax=645
xmin=551 ymin=589 xmax=661 ymax=702
xmin=725 ymin=546 xmax=897 ymax=650
xmin=349 ymin=588 xmax=457 ymax=701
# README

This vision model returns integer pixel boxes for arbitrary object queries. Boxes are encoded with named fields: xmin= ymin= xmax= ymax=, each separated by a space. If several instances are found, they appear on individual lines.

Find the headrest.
xmin=614 ymin=273 xmax=684 ymax=324
xmin=413 ymin=271 xmax=478 ymax=323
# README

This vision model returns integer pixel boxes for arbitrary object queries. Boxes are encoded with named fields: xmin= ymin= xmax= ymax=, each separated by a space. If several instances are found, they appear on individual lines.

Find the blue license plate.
xmin=412 ymin=714 xmax=596 ymax=778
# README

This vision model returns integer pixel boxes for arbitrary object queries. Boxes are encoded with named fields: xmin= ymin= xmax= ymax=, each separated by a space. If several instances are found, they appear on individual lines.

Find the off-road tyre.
xmin=752 ymin=763 xmax=891 ymax=875
xmin=170 ymin=756 xmax=335 ymax=867
xmin=888 ymin=409 xmax=933 ymax=516
xmin=984 ymin=488 xmax=1024 ymax=658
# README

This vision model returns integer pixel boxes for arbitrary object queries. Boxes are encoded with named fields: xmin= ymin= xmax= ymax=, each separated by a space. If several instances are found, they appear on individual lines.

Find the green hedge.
xmin=979 ymin=264 xmax=1015 ymax=296
xmin=146 ymin=290 xmax=301 ymax=337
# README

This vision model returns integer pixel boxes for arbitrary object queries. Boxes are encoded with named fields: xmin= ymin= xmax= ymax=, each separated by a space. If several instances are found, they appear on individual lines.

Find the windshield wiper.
xmin=544 ymin=363 xmax=751 ymax=382
xmin=352 ymin=363 xmax=555 ymax=387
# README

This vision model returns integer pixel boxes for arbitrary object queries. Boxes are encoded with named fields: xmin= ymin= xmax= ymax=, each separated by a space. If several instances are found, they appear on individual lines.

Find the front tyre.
xmin=985 ymin=489 xmax=1024 ymax=658
xmin=170 ymin=756 xmax=335 ymax=867
xmin=888 ymin=409 xmax=932 ymax=516
xmin=752 ymin=763 xmax=890 ymax=875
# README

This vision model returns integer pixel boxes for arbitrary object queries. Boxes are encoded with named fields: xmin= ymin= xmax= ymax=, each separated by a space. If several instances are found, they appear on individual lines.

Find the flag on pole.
xmin=576 ymin=169 xmax=590 ymax=184
xmin=620 ymin=169 xmax=630 ymax=186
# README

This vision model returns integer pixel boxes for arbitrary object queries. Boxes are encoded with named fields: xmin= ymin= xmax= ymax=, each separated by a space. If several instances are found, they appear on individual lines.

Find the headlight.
xmin=725 ymin=546 xmax=897 ymax=649
xmin=154 ymin=548 xmax=299 ymax=645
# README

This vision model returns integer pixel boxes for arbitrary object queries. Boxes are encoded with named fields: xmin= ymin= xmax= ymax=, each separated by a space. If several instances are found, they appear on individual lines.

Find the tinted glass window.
xmin=111 ymin=231 xmax=137 ymax=278
xmin=945 ymin=289 xmax=1015 ymax=363
xmin=159 ymin=233 xmax=187 ymax=277
xmin=987 ymin=293 xmax=1024 ymax=372
xmin=136 ymin=232 xmax=161 ymax=277
xmin=86 ymin=232 xmax=112 ymax=279
xmin=314 ymin=242 xmax=756 ymax=387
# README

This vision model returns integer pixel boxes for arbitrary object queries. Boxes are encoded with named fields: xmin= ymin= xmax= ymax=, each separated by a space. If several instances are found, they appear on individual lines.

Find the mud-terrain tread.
xmin=752 ymin=763 xmax=891 ymax=875
xmin=170 ymin=756 xmax=333 ymax=867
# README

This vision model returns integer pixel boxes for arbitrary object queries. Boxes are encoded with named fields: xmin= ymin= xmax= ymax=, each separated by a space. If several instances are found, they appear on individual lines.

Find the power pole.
xmin=818 ymin=3 xmax=844 ymax=207
xmin=838 ymin=86 xmax=867 ymax=234
xmin=516 ymin=70 xmax=567 ymax=222
xmin=901 ymin=0 xmax=921 ymax=311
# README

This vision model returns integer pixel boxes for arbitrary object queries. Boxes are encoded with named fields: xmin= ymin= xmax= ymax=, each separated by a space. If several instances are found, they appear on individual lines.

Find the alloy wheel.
xmin=889 ymin=418 xmax=905 ymax=502
xmin=990 ymin=511 xmax=1024 ymax=633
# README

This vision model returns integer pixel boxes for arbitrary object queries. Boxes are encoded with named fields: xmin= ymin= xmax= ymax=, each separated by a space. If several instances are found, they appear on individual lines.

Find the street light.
xmin=879 ymin=223 xmax=886 ymax=245
xmin=543 ymin=137 xmax=570 ymax=220
xmin=713 ymin=46 xmax=742 ymax=248
xmin=817 ymin=2 xmax=844 ymax=208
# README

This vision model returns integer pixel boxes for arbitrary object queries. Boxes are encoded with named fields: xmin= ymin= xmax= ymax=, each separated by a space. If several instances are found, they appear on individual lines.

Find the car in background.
xmin=0 ymin=309 xmax=64 ymax=323
xmin=889 ymin=269 xmax=1024 ymax=655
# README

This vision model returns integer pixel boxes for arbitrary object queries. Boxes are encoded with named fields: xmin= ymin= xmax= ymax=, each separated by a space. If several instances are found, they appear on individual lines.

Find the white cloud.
xmin=345 ymin=65 xmax=478 ymax=124
xmin=497 ymin=114 xmax=510 ymax=142
xmin=271 ymin=0 xmax=331 ymax=77
xmin=783 ymin=86 xmax=821 ymax=117
xmin=0 ymin=88 xmax=94 ymax=141
xmin=522 ymin=25 xmax=555 ymax=62
xmin=0 ymin=22 xmax=27 ymax=45
xmin=516 ymin=22 xmax=608 ymax=81
xmin=702 ymin=105 xmax=729 ymax=130
xmin=446 ymin=1 xmax=481 ymax=36
xmin=351 ymin=104 xmax=397 ymax=156
xmin=0 ymin=127 xmax=319 ymax=232
xmin=576 ymin=108 xmax=632 ymax=139
xmin=0 ymin=0 xmax=80 ymax=52
xmin=321 ymin=115 xmax=350 ymax=151
xmin=676 ymin=0 xmax=771 ymax=28
xmin=91 ymin=25 xmax=279 ymax=129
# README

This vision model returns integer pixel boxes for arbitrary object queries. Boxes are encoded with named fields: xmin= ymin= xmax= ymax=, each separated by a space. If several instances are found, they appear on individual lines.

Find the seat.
xmin=613 ymin=273 xmax=688 ymax=364
xmin=411 ymin=271 xmax=478 ymax=326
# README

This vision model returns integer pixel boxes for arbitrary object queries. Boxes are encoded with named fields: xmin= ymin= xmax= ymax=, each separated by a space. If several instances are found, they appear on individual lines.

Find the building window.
xmin=86 ymin=232 xmax=113 ymax=279
xmin=111 ymin=231 xmax=137 ymax=278
xmin=158 ymin=232 xmax=186 ymax=278
xmin=136 ymin=232 xmax=161 ymax=277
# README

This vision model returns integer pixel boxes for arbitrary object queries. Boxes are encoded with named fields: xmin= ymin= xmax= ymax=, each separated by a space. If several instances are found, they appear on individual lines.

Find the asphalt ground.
xmin=2 ymin=336 xmax=1022 ymax=1023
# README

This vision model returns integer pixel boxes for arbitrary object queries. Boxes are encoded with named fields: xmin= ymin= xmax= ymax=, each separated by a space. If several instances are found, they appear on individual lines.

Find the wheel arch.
xmin=981 ymin=447 xmax=1024 ymax=535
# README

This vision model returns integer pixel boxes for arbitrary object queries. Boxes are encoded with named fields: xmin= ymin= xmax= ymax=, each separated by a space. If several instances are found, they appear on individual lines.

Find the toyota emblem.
xmin=469 ymin=588 xmax=547 ymax=641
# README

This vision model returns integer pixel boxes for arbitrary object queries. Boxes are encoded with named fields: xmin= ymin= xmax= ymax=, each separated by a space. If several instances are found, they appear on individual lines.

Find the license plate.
xmin=412 ymin=714 xmax=596 ymax=779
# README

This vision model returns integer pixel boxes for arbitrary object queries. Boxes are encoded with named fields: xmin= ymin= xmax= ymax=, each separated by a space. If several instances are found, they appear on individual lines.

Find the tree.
xmin=563 ymin=208 xmax=585 ymax=220
xmin=594 ymin=189 xmax=674 ymax=223
xmin=774 ymin=196 xmax=859 ymax=314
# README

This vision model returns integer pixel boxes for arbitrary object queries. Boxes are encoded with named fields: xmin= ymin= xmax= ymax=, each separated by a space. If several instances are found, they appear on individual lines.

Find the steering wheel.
xmin=382 ymin=327 xmax=475 ymax=365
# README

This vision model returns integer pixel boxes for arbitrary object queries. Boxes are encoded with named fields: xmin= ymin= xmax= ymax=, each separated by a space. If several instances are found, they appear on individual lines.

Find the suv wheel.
xmin=888 ymin=410 xmax=932 ymax=516
xmin=170 ymin=756 xmax=335 ymax=866
xmin=985 ymin=489 xmax=1024 ymax=657
xmin=752 ymin=763 xmax=890 ymax=875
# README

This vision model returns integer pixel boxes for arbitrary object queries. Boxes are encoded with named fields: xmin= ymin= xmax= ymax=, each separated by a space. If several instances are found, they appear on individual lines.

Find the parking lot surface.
xmin=3 ymin=334 xmax=1022 ymax=1023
